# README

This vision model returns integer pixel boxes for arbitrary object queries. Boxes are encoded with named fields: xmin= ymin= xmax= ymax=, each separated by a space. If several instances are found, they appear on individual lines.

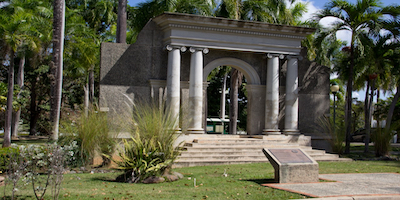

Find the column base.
xmin=262 ymin=129 xmax=281 ymax=135
xmin=186 ymin=128 xmax=205 ymax=134
xmin=283 ymin=129 xmax=300 ymax=135
xmin=173 ymin=128 xmax=182 ymax=134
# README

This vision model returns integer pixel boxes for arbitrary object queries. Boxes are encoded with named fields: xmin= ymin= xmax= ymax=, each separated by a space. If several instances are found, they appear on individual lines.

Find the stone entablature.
xmin=153 ymin=13 xmax=315 ymax=55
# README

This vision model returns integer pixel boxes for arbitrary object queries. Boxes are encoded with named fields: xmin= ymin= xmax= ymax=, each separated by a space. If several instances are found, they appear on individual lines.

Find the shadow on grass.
xmin=90 ymin=175 xmax=123 ymax=183
xmin=1 ymin=195 xmax=35 ymax=200
xmin=242 ymin=178 xmax=277 ymax=185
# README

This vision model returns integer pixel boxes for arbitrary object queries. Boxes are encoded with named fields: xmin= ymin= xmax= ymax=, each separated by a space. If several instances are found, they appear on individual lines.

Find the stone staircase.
xmin=173 ymin=134 xmax=352 ymax=168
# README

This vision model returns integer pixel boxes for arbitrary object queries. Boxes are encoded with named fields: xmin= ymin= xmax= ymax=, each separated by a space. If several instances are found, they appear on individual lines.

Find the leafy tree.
xmin=129 ymin=0 xmax=215 ymax=34
xmin=0 ymin=0 xmax=38 ymax=147
xmin=313 ymin=0 xmax=387 ymax=153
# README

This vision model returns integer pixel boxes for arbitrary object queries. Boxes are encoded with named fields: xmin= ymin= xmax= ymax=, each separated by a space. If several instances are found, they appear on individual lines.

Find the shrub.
xmin=59 ymin=108 xmax=116 ymax=167
xmin=0 ymin=147 xmax=19 ymax=174
xmin=372 ymin=122 xmax=399 ymax=157
xmin=111 ymin=102 xmax=182 ymax=183
xmin=317 ymin=115 xmax=345 ymax=154
xmin=2 ymin=143 xmax=74 ymax=200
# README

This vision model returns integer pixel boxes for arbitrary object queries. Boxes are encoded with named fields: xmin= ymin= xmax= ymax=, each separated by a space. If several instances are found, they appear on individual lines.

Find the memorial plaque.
xmin=269 ymin=149 xmax=313 ymax=164
xmin=262 ymin=148 xmax=319 ymax=183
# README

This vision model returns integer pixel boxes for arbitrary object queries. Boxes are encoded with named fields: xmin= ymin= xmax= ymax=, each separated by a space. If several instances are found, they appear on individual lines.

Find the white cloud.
xmin=0 ymin=2 xmax=10 ymax=8
xmin=298 ymin=0 xmax=319 ymax=22
xmin=297 ymin=1 xmax=353 ymax=45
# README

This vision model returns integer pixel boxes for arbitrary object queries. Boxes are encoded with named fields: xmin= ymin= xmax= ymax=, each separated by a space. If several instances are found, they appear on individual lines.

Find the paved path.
xmin=263 ymin=173 xmax=400 ymax=199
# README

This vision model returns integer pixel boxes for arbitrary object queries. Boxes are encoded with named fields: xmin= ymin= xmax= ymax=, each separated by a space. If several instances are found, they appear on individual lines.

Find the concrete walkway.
xmin=263 ymin=173 xmax=400 ymax=199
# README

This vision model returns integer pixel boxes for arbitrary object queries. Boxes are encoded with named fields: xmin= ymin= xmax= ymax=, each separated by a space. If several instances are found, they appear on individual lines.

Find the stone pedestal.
xmin=262 ymin=148 xmax=319 ymax=183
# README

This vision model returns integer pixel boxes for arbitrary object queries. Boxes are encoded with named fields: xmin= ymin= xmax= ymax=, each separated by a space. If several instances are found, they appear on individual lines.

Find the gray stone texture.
xmin=263 ymin=148 xmax=319 ymax=183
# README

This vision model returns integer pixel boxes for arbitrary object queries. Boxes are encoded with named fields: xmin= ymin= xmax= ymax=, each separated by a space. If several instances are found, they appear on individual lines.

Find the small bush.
xmin=111 ymin=102 xmax=182 ymax=183
xmin=59 ymin=108 xmax=116 ymax=167
xmin=0 ymin=147 xmax=19 ymax=173
xmin=2 ymin=143 xmax=74 ymax=200
xmin=372 ymin=122 xmax=399 ymax=157
xmin=317 ymin=115 xmax=345 ymax=154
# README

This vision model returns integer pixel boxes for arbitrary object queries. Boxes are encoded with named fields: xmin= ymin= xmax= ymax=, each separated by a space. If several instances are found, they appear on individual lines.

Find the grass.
xmin=2 ymin=161 xmax=400 ymax=200
xmin=343 ymin=143 xmax=400 ymax=160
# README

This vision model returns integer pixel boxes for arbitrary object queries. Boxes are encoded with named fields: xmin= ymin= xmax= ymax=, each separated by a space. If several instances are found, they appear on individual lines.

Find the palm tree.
xmin=313 ymin=0 xmax=385 ymax=153
xmin=10 ymin=0 xmax=48 ymax=139
xmin=26 ymin=1 xmax=53 ymax=136
xmin=116 ymin=0 xmax=127 ymax=43
xmin=64 ymin=15 xmax=99 ymax=115
xmin=356 ymin=32 xmax=396 ymax=152
xmin=50 ymin=0 xmax=65 ymax=141
xmin=0 ymin=0 xmax=35 ymax=147
xmin=129 ymin=0 xmax=215 ymax=34
xmin=379 ymin=10 xmax=400 ymax=139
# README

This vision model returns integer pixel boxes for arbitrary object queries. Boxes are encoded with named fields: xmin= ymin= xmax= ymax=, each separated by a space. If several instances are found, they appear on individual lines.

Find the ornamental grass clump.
xmin=317 ymin=115 xmax=345 ymax=154
xmin=111 ymin=102 xmax=182 ymax=183
xmin=372 ymin=122 xmax=399 ymax=157
xmin=60 ymin=108 xmax=116 ymax=167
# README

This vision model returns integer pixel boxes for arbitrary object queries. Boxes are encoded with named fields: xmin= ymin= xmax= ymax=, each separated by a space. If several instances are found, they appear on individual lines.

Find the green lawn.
xmin=1 ymin=137 xmax=399 ymax=199
xmin=2 ymin=161 xmax=400 ymax=200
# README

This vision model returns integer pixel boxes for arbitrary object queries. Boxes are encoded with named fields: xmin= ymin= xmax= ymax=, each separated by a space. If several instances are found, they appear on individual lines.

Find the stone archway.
xmin=204 ymin=58 xmax=262 ymax=135
xmin=100 ymin=13 xmax=324 ymax=138
xmin=203 ymin=58 xmax=260 ymax=85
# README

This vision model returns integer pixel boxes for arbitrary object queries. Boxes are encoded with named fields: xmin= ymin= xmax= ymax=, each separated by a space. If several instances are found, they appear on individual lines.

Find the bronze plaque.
xmin=269 ymin=149 xmax=313 ymax=164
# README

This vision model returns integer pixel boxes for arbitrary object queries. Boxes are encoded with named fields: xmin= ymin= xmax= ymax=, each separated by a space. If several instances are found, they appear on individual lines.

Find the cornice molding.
xmin=168 ymin=24 xmax=306 ymax=40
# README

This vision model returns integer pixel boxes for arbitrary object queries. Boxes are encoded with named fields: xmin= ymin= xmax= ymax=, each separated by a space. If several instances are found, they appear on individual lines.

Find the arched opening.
xmin=204 ymin=58 xmax=261 ymax=135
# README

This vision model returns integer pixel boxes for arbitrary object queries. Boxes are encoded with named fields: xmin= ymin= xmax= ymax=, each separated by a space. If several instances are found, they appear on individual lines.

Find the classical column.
xmin=187 ymin=47 xmax=209 ymax=134
xmin=284 ymin=56 xmax=302 ymax=134
xmin=263 ymin=54 xmax=284 ymax=134
xmin=166 ymin=45 xmax=186 ymax=130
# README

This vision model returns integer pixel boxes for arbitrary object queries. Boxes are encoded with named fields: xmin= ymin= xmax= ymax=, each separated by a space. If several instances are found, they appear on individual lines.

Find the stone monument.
xmin=262 ymin=148 xmax=319 ymax=183
xmin=100 ymin=12 xmax=331 ymax=150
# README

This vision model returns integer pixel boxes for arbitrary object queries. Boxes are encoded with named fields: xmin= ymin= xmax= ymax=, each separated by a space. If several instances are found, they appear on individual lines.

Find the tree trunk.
xmin=89 ymin=67 xmax=94 ymax=104
xmin=229 ymin=69 xmax=242 ymax=134
xmin=344 ymin=44 xmax=355 ymax=154
xmin=3 ymin=50 xmax=14 ymax=147
xmin=12 ymin=56 xmax=25 ymax=138
xmin=385 ymin=85 xmax=399 ymax=134
xmin=220 ymin=73 xmax=227 ymax=119
xmin=365 ymin=79 xmax=375 ymax=153
xmin=116 ymin=0 xmax=127 ymax=43
xmin=50 ymin=0 xmax=65 ymax=141
xmin=29 ymin=76 xmax=39 ymax=136
xmin=364 ymin=79 xmax=370 ymax=151
xmin=84 ymin=83 xmax=89 ymax=117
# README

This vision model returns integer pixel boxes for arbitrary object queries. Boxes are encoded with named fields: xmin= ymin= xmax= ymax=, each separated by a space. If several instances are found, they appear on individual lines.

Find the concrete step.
xmin=174 ymin=135 xmax=351 ymax=167
xmin=173 ymin=159 xmax=268 ymax=168
xmin=184 ymin=143 xmax=303 ymax=148
xmin=177 ymin=155 xmax=267 ymax=161
xmin=193 ymin=138 xmax=298 ymax=144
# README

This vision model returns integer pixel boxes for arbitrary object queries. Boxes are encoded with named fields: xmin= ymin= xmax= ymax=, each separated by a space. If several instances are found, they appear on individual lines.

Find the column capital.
xmin=189 ymin=47 xmax=209 ymax=54
xmin=267 ymin=53 xmax=285 ymax=59
xmin=165 ymin=45 xmax=187 ymax=52
xmin=287 ymin=55 xmax=303 ymax=61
